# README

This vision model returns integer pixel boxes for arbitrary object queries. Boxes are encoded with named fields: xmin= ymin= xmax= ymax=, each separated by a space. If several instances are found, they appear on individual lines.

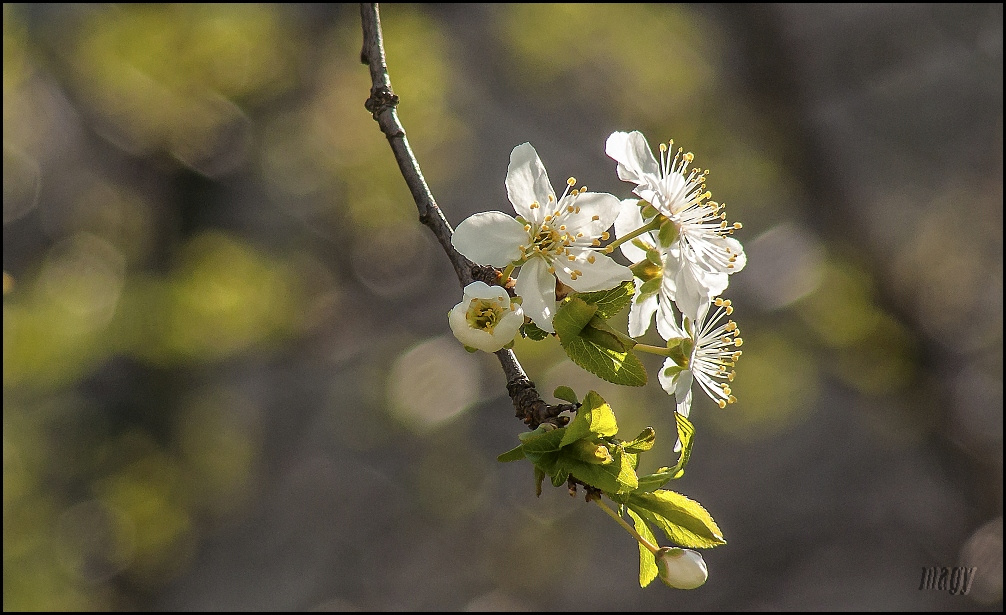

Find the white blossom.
xmin=448 ymin=281 xmax=524 ymax=353
xmin=657 ymin=298 xmax=743 ymax=417
xmin=606 ymin=131 xmax=746 ymax=323
xmin=452 ymin=143 xmax=631 ymax=332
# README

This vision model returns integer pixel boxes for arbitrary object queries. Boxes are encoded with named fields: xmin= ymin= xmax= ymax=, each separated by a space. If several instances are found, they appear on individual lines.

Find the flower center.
xmin=466 ymin=298 xmax=505 ymax=333
xmin=532 ymin=225 xmax=564 ymax=255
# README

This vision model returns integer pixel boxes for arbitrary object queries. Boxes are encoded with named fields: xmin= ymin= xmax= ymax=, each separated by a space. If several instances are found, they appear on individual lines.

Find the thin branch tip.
xmin=360 ymin=2 xmax=555 ymax=434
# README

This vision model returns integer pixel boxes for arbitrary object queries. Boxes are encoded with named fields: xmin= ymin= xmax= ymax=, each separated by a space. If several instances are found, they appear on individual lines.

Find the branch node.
xmin=365 ymin=85 xmax=400 ymax=119
xmin=507 ymin=377 xmax=577 ymax=429
xmin=470 ymin=264 xmax=507 ymax=289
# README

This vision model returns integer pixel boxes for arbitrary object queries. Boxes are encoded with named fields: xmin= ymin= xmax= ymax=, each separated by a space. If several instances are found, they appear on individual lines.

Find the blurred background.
xmin=3 ymin=3 xmax=1002 ymax=610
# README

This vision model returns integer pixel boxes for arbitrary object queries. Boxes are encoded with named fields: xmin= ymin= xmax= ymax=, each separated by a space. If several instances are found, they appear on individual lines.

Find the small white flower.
xmin=606 ymin=131 xmax=746 ymax=323
xmin=656 ymin=547 xmax=708 ymax=590
xmin=452 ymin=143 xmax=632 ymax=332
xmin=448 ymin=281 xmax=524 ymax=353
xmin=658 ymin=298 xmax=742 ymax=417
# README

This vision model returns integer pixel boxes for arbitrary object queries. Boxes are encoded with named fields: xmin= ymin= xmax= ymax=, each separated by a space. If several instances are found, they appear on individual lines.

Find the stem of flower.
xmin=634 ymin=343 xmax=673 ymax=357
xmin=594 ymin=497 xmax=660 ymax=554
xmin=603 ymin=219 xmax=662 ymax=255
xmin=500 ymin=263 xmax=516 ymax=284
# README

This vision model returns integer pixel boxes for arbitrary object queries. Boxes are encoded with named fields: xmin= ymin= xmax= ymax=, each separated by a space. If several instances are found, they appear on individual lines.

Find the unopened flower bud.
xmin=656 ymin=547 xmax=707 ymax=590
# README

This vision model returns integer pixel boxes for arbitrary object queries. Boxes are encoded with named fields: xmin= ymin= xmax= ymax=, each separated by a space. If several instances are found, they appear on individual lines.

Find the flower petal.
xmin=660 ymin=250 xmax=717 ymax=325
xmin=553 ymin=248 xmax=632 ymax=293
xmin=628 ymin=287 xmax=658 ymax=338
xmin=658 ymin=358 xmax=683 ymax=394
xmin=656 ymin=260 xmax=687 ymax=340
xmin=495 ymin=309 xmax=524 ymax=345
xmin=506 ymin=143 xmax=555 ymax=224
xmin=656 ymin=365 xmax=694 ymax=417
xmin=675 ymin=383 xmax=693 ymax=417
xmin=605 ymin=131 xmax=659 ymax=187
xmin=613 ymin=198 xmax=656 ymax=263
xmin=720 ymin=236 xmax=747 ymax=274
xmin=515 ymin=257 xmax=558 ymax=333
xmin=558 ymin=192 xmax=622 ymax=240
xmin=462 ymin=280 xmax=506 ymax=302
xmin=448 ymin=301 xmax=494 ymax=351
xmin=677 ymin=264 xmax=722 ymax=322
xmin=452 ymin=211 xmax=527 ymax=267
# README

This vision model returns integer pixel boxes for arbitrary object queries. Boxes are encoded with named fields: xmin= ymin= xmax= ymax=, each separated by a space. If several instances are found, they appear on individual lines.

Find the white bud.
xmin=656 ymin=547 xmax=708 ymax=590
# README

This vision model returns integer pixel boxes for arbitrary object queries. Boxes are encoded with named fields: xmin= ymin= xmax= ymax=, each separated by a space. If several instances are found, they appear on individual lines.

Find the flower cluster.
xmin=451 ymin=143 xmax=632 ymax=334
xmin=606 ymin=131 xmax=746 ymax=417
xmin=448 ymin=133 xmax=745 ymax=418
xmin=442 ymin=133 xmax=745 ymax=591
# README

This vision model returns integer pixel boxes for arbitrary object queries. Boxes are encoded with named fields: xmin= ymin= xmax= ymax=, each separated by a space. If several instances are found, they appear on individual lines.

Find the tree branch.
xmin=359 ymin=3 xmax=571 ymax=429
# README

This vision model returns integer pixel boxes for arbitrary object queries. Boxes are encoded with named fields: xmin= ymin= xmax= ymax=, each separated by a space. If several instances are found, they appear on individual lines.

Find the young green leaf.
xmin=556 ymin=446 xmax=639 ymax=495
xmin=568 ymin=439 xmax=614 ymax=465
xmin=623 ymin=427 xmax=656 ymax=453
xmin=497 ymin=445 xmax=526 ymax=463
xmin=635 ymin=413 xmax=695 ymax=491
xmin=560 ymin=391 xmax=619 ymax=447
xmin=519 ymin=427 xmax=566 ymax=457
xmin=521 ymin=321 xmax=551 ymax=341
xmin=574 ymin=280 xmax=636 ymax=319
xmin=534 ymin=466 xmax=545 ymax=497
xmin=627 ymin=508 xmax=659 ymax=587
xmin=551 ymin=467 xmax=569 ymax=487
xmin=671 ymin=413 xmax=695 ymax=479
xmin=628 ymin=490 xmax=726 ymax=549
xmin=554 ymin=299 xmax=648 ymax=387
xmin=553 ymin=385 xmax=579 ymax=404
xmin=636 ymin=468 xmax=675 ymax=493
xmin=581 ymin=315 xmax=637 ymax=350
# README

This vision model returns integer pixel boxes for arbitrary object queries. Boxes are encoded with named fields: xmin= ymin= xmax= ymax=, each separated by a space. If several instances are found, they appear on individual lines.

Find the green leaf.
xmin=581 ymin=315 xmax=637 ymax=351
xmin=628 ymin=490 xmax=726 ymax=549
xmin=518 ymin=423 xmax=558 ymax=442
xmin=550 ymin=466 xmax=569 ymax=487
xmin=635 ymin=413 xmax=696 ymax=491
xmin=553 ymin=385 xmax=579 ymax=404
xmin=554 ymin=298 xmax=648 ymax=387
xmin=636 ymin=468 xmax=674 ymax=493
xmin=497 ymin=445 xmax=526 ymax=463
xmin=623 ymin=427 xmax=656 ymax=453
xmin=519 ymin=427 xmax=566 ymax=456
xmin=521 ymin=321 xmax=550 ymax=341
xmin=560 ymin=391 xmax=618 ymax=447
xmin=574 ymin=280 xmax=635 ymax=319
xmin=567 ymin=439 xmax=613 ymax=464
xmin=555 ymin=296 xmax=598 ymax=333
xmin=557 ymin=446 xmax=638 ymax=495
xmin=670 ymin=413 xmax=695 ymax=479
xmin=627 ymin=508 xmax=659 ymax=587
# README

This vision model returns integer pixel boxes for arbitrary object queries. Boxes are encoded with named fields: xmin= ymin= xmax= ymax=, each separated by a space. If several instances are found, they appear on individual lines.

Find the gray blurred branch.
xmin=359 ymin=3 xmax=573 ymax=428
